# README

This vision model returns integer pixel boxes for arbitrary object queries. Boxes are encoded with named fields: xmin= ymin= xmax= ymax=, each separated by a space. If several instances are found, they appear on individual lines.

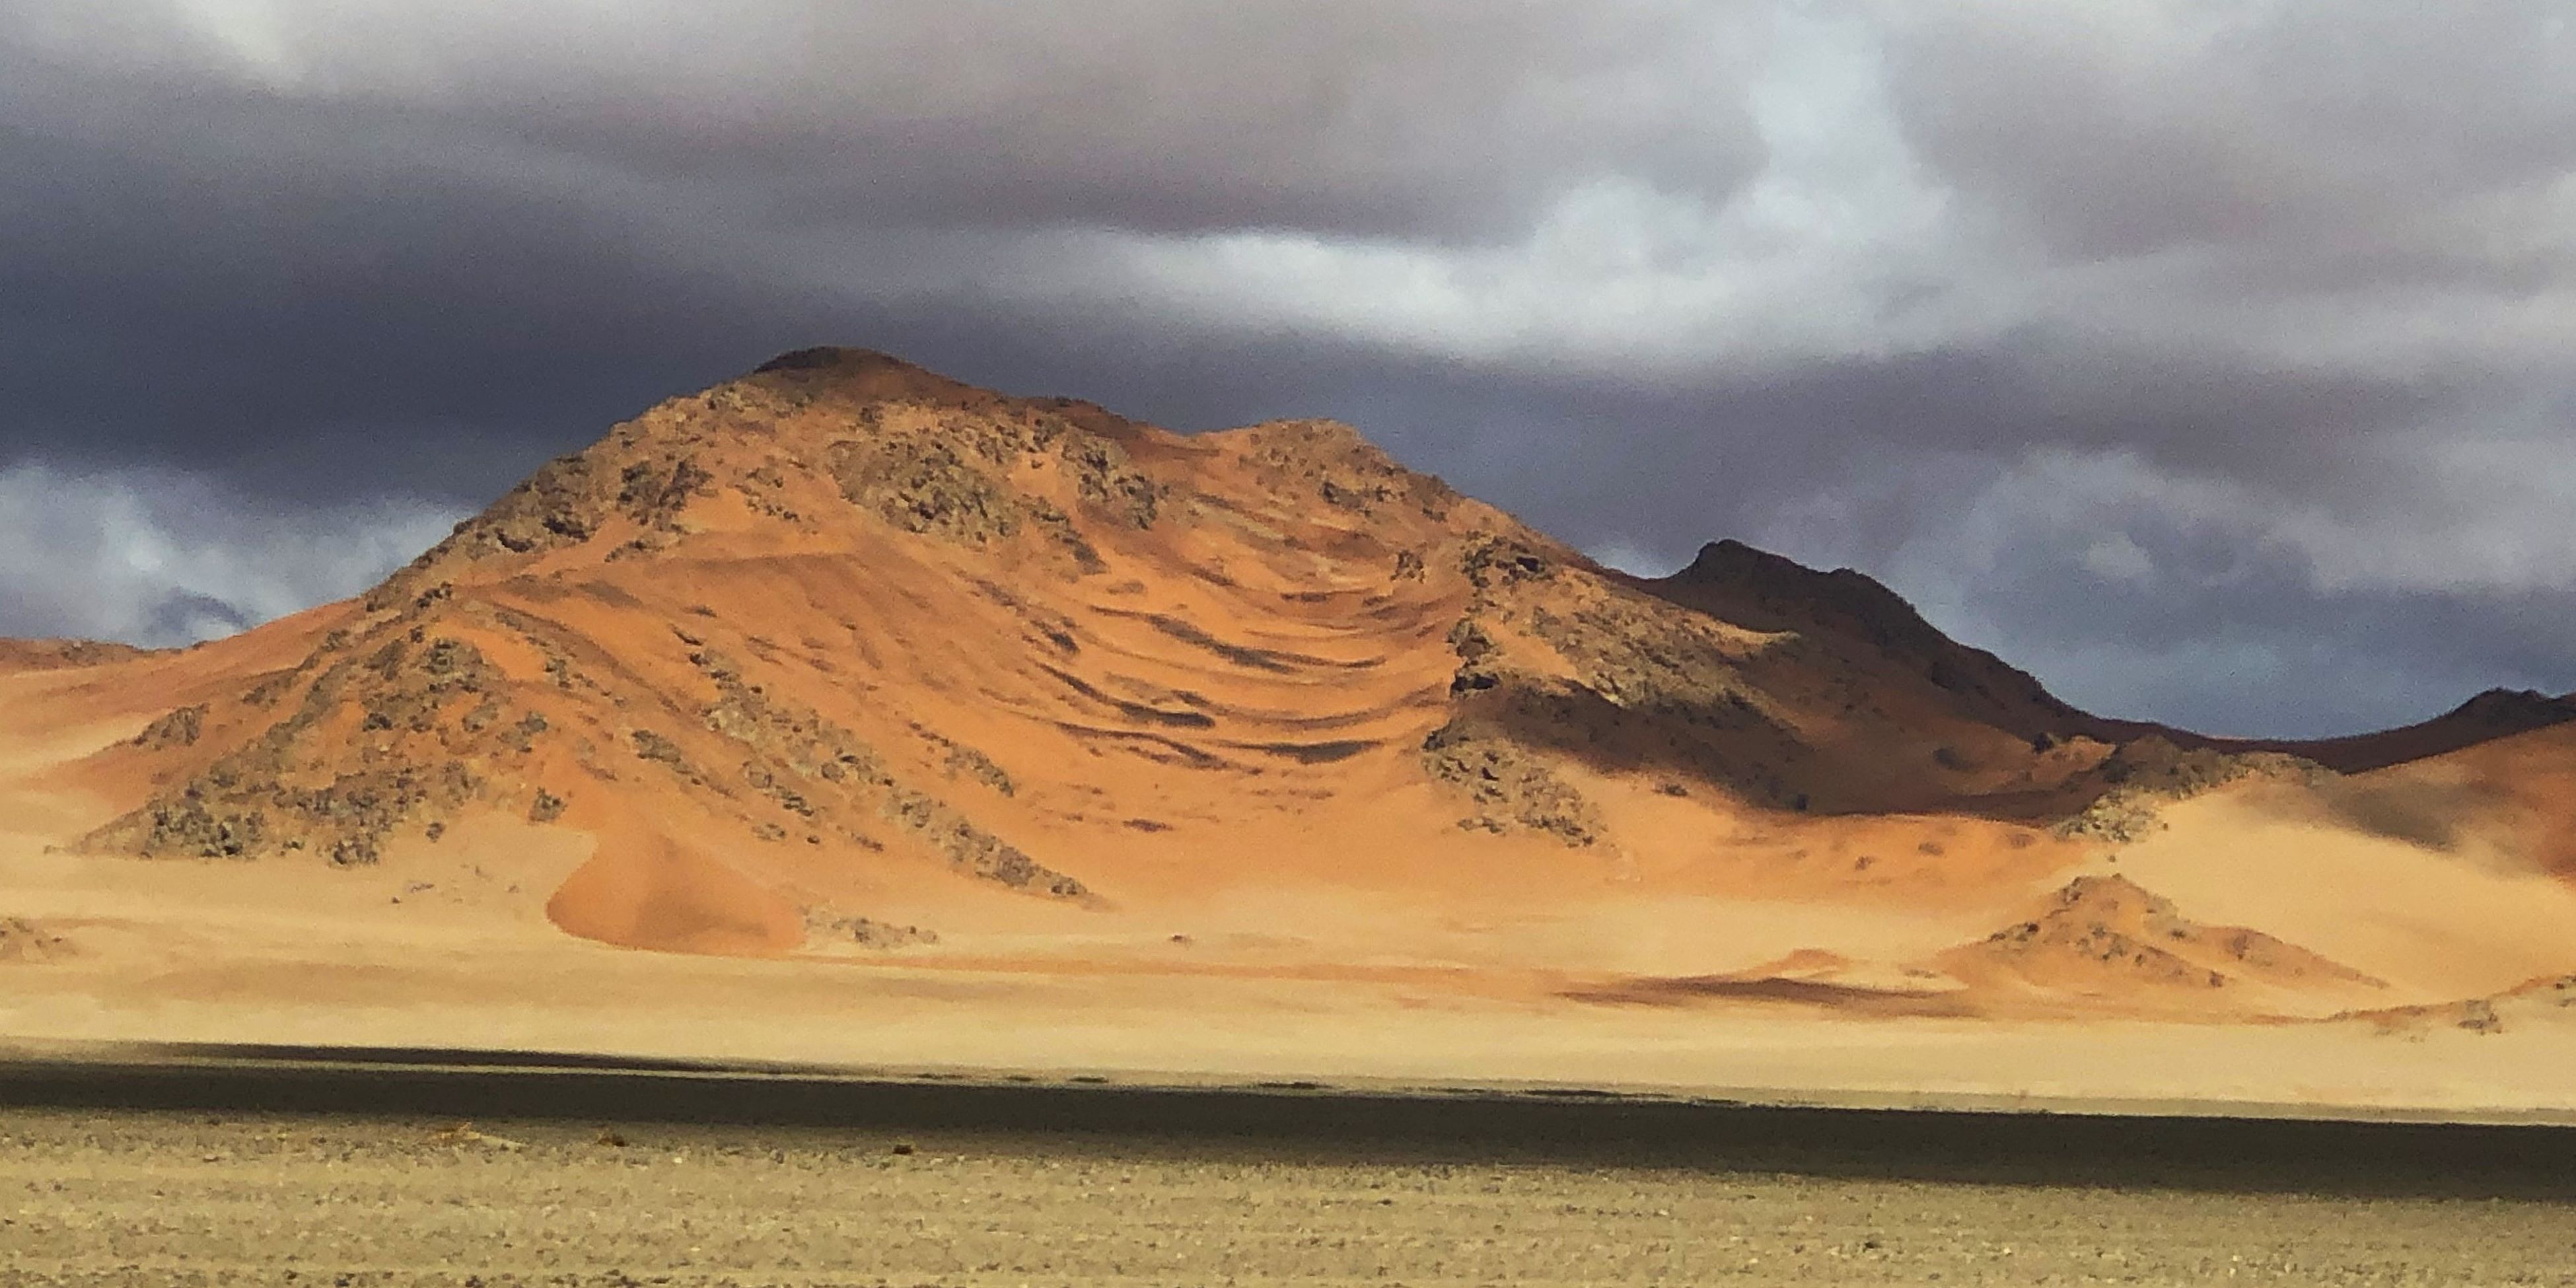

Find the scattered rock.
xmin=428 ymin=1122 xmax=526 ymax=1151
xmin=925 ymin=732 xmax=1015 ymax=796
xmin=830 ymin=437 xmax=1020 ymax=544
xmin=132 ymin=704 xmax=207 ymax=750
xmin=528 ymin=789 xmax=567 ymax=824
xmin=1062 ymin=435 xmax=1163 ymax=528
xmin=804 ymin=910 xmax=940 ymax=950
xmin=0 ymin=918 xmax=74 ymax=964
xmin=2056 ymin=738 xmax=2328 ymax=843
xmin=684 ymin=647 xmax=1088 ymax=900
xmin=2458 ymin=998 xmax=2504 ymax=1034
xmin=1421 ymin=719 xmax=1601 ymax=847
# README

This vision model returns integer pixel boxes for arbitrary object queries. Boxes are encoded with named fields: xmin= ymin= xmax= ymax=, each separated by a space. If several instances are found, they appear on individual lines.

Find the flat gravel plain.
xmin=5 ymin=1108 xmax=2576 ymax=1286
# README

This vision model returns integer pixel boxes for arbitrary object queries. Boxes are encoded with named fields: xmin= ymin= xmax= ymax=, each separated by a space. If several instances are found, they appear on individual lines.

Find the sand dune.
xmin=2101 ymin=772 xmax=2576 ymax=1003
xmin=5 ymin=347 xmax=2575 ymax=1110
xmin=1933 ymin=873 xmax=2385 ymax=1017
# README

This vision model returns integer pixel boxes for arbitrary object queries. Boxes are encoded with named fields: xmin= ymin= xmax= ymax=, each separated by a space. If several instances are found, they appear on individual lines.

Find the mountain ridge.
xmin=13 ymin=347 xmax=2573 ymax=999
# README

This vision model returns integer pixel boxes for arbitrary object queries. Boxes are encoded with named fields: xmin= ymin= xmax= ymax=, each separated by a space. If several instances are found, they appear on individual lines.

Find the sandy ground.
xmin=5 ymin=1105 xmax=2575 ymax=1286
xmin=3 ymin=800 xmax=2575 ymax=1121
xmin=2110 ymin=784 xmax=2576 ymax=999
xmin=9 ymin=801 xmax=2576 ymax=1118
xmin=11 ymin=546 xmax=2576 ymax=1122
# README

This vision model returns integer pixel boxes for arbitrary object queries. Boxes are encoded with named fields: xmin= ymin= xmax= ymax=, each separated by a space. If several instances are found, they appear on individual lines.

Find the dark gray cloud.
xmin=2 ymin=0 xmax=2571 ymax=734
xmin=0 ymin=460 xmax=460 ymax=645
xmin=454 ymin=3 xmax=1767 ymax=244
xmin=1878 ymin=2 xmax=2576 ymax=261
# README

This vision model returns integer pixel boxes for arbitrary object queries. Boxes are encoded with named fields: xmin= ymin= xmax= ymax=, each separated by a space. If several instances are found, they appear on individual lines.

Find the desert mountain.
xmin=10 ymin=347 xmax=2575 ymax=1024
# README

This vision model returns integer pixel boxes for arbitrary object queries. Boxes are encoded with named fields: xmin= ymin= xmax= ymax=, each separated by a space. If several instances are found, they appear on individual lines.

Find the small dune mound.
xmin=545 ymin=838 xmax=806 ymax=957
xmin=1939 ymin=874 xmax=2382 ymax=1005
xmin=0 ymin=917 xmax=75 ymax=964
xmin=2343 ymin=974 xmax=2576 ymax=1038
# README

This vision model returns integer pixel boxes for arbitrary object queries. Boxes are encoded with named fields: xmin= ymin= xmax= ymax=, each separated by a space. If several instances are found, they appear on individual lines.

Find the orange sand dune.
xmin=6 ymin=346 xmax=2576 ymax=1106
xmin=1933 ymin=873 xmax=2386 ymax=1018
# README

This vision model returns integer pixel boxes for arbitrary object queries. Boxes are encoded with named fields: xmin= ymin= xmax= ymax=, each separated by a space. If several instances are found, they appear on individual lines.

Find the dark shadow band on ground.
xmin=5 ymin=1045 xmax=2574 ymax=1201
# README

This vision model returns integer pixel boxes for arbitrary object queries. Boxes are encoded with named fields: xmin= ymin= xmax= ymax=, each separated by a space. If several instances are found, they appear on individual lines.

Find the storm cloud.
xmin=3 ymin=0 xmax=2572 ymax=734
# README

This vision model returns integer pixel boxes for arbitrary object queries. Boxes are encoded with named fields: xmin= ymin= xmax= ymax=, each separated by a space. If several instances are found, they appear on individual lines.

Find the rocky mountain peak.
xmin=1650 ymin=538 xmax=2089 ymax=741
xmin=740 ymin=345 xmax=1003 ymax=408
xmin=1670 ymin=539 xmax=1935 ymax=640
xmin=364 ymin=349 xmax=1186 ymax=605
xmin=2445 ymin=687 xmax=2576 ymax=730
xmin=750 ymin=345 xmax=918 ymax=375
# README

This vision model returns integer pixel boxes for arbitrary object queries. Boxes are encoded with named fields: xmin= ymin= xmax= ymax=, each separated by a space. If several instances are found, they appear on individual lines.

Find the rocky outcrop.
xmin=681 ymin=645 xmax=1086 ymax=899
xmin=829 ymin=435 xmax=1023 ymax=544
xmin=86 ymin=622 xmax=505 ymax=867
xmin=2054 ymin=738 xmax=2326 ymax=843
xmin=131 ymin=703 xmax=206 ymax=750
xmin=1421 ymin=718 xmax=1602 ymax=846
xmin=803 ymin=910 xmax=940 ymax=950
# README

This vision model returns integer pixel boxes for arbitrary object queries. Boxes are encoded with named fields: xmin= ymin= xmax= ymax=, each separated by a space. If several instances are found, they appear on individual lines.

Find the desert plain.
xmin=9 ymin=1094 xmax=2576 ymax=1287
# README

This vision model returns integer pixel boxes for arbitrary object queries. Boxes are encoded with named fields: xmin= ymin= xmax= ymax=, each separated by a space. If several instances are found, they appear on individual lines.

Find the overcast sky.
xmin=5 ymin=1 xmax=2573 ymax=736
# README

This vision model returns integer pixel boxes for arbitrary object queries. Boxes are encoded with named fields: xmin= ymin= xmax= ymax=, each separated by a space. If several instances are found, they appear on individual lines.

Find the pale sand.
xmin=2108 ymin=784 xmax=2576 ymax=1001
xmin=9 ymin=829 xmax=2576 ymax=1122
xmin=14 ymin=639 xmax=2576 ymax=1120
